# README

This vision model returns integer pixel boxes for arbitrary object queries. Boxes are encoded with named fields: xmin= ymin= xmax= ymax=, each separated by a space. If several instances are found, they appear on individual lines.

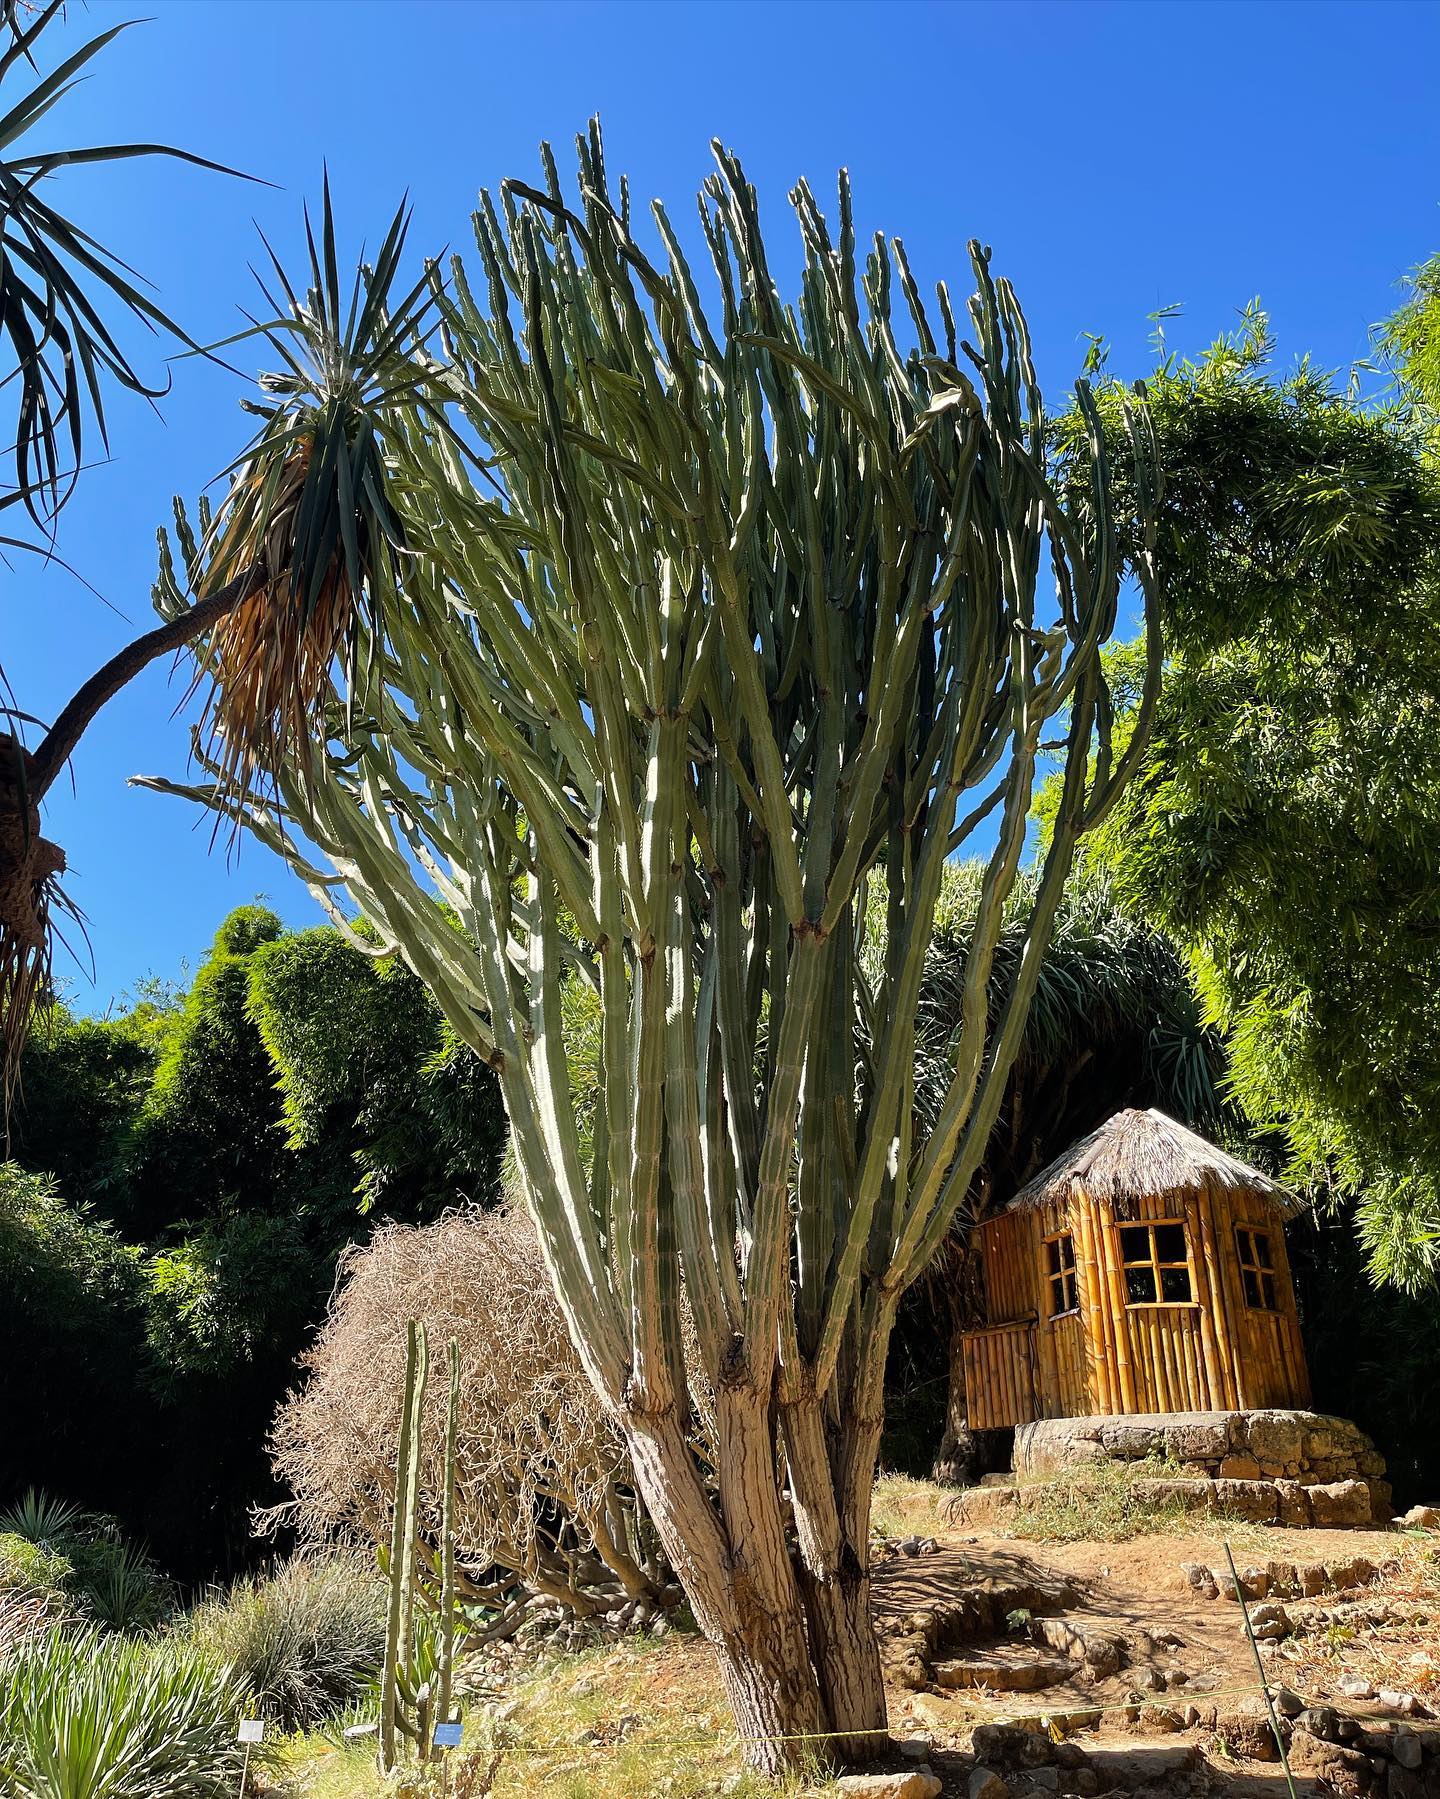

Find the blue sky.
xmin=9 ymin=0 xmax=1440 ymax=1010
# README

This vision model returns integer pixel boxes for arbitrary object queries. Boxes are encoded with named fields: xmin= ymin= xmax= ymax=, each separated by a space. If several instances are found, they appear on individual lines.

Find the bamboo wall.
xmin=962 ymin=1179 xmax=1312 ymax=1431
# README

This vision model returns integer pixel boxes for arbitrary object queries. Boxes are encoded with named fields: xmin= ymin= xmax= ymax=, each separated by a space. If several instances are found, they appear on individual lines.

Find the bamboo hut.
xmin=960 ymin=1108 xmax=1311 ymax=1430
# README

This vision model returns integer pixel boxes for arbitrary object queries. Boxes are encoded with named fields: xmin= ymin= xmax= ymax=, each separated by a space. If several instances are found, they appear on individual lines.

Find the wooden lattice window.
xmin=1044 ymin=1232 xmax=1078 ymax=1318
xmin=1118 ymin=1220 xmax=1193 ymax=1305
xmin=1235 ymin=1226 xmax=1279 ymax=1311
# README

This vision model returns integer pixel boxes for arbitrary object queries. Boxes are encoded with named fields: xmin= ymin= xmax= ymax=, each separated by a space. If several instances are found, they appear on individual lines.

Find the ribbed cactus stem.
xmin=379 ymin=1318 xmax=429 ymax=1774
xmin=438 ymin=1335 xmax=460 ymax=1733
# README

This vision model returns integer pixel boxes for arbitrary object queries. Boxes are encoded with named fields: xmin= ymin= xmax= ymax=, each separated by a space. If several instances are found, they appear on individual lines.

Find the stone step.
xmin=933 ymin=1648 xmax=1075 ymax=1693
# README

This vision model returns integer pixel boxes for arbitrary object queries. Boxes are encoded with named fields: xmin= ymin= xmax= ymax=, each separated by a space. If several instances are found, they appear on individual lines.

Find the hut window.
xmin=1044 ymin=1233 xmax=1078 ymax=1317
xmin=1236 ymin=1226 xmax=1278 ymax=1310
xmin=1118 ymin=1220 xmax=1193 ymax=1305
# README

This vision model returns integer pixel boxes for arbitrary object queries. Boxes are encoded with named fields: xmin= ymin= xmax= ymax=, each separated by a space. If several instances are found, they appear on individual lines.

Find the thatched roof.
xmin=1004 ymin=1108 xmax=1302 ymax=1216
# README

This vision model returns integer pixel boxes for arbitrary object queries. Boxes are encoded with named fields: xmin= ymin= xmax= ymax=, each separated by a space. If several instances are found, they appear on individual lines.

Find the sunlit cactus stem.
xmin=379 ymin=1318 xmax=428 ymax=1774
xmin=437 ymin=1336 xmax=460 ymax=1734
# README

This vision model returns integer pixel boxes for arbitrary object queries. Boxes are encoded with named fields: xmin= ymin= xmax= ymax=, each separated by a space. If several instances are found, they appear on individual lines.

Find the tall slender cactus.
xmin=437 ymin=1336 xmax=460 ymax=1734
xmin=143 ymin=128 xmax=1162 ymax=1773
xmin=380 ymin=1319 xmax=428 ymax=1774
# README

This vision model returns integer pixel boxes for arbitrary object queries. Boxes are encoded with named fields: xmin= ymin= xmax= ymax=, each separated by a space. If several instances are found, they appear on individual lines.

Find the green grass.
xmin=1002 ymin=1454 xmax=1196 ymax=1542
xmin=275 ymin=1633 xmax=850 ymax=1798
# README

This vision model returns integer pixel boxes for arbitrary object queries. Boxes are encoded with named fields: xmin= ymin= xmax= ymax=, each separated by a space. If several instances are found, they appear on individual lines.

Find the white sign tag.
xmin=237 ymin=1719 xmax=265 ymax=1744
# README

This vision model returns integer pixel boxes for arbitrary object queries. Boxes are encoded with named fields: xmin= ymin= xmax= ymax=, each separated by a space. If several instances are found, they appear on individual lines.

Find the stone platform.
xmin=990 ymin=1409 xmax=1392 ymax=1527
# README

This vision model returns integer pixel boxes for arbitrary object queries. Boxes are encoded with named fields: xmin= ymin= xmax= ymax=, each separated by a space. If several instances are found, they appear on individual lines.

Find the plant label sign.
xmin=433 ymin=1722 xmax=463 ymax=1749
xmin=237 ymin=1720 xmax=265 ymax=1744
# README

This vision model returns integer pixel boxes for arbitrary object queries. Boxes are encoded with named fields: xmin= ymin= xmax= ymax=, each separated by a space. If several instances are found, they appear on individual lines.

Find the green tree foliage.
xmin=2 ymin=906 xmax=506 ymax=1576
xmin=0 ymin=1167 xmax=148 ymax=1504
xmin=1382 ymin=252 xmax=1440 ymax=428
xmin=1064 ymin=312 xmax=1440 ymax=1288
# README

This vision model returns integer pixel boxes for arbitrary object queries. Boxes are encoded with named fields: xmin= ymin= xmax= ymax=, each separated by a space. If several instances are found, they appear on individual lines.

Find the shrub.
xmin=0 ymin=1624 xmax=250 ymax=1798
xmin=269 ymin=1209 xmax=671 ymax=1631
xmin=0 ymin=1533 xmax=72 ymax=1602
xmin=178 ymin=1556 xmax=386 ymax=1732
xmin=0 ymin=1491 xmax=171 ymax=1631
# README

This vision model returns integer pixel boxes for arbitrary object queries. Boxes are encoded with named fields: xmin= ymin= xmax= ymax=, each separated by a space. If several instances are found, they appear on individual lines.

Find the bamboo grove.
xmin=141 ymin=128 xmax=1163 ymax=1769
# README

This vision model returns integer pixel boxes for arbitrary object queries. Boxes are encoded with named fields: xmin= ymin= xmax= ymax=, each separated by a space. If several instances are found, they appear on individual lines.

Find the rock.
xmin=1376 ymin=1689 xmax=1429 ymax=1717
xmin=835 ymin=1773 xmax=943 ymax=1799
xmin=1274 ymin=1686 xmax=1305 ymax=1717
xmin=1216 ymin=1696 xmax=1285 ymax=1761
xmin=1310 ymin=1479 xmax=1374 ymax=1528
xmin=1327 ymin=1557 xmax=1378 ymax=1592
xmin=896 ymin=1737 xmax=931 ymax=1760
xmin=1237 ymin=1564 xmax=1271 ymax=1599
xmin=1289 ymin=1730 xmax=1377 ymax=1795
xmin=934 ymin=1652 xmax=1073 ymax=1693
xmin=1297 ymin=1562 xmax=1328 ymax=1597
xmin=1020 ymin=1772 xmax=1060 ymax=1793
xmin=1248 ymin=1600 xmax=1291 ymax=1640
xmin=1138 ymin=1705 xmax=1186 ymax=1732
xmin=1219 ymin=1453 xmax=1262 ymax=1481
xmin=1399 ymin=1504 xmax=1440 ymax=1530
xmin=1387 ymin=1767 xmax=1432 ymax=1799
xmin=1050 ymin=1707 xmax=1102 ymax=1732
xmin=1298 ymin=1706 xmax=1341 ymax=1741
xmin=970 ymin=1722 xmax=1056 ymax=1769
xmin=1132 ymin=1667 xmax=1164 ymax=1692
xmin=1274 ymin=1480 xmax=1313 ymax=1527
xmin=1393 ymin=1729 xmax=1423 ymax=1770
xmin=1214 ymin=1479 xmax=1279 ymax=1524
xmin=1086 ymin=1745 xmax=1201 ymax=1789
xmin=1179 ymin=1562 xmax=1219 ymax=1600
xmin=968 ymin=1771 xmax=1011 ymax=1799
xmin=1266 ymin=1559 xmax=1299 ymax=1594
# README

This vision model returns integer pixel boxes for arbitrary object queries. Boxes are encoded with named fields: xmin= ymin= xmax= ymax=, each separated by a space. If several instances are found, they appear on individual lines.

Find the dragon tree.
xmin=137 ymin=133 xmax=1161 ymax=1770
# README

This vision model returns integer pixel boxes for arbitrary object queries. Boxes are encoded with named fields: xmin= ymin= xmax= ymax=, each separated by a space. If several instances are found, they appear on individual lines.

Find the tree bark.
xmin=617 ymin=1373 xmax=889 ymax=1775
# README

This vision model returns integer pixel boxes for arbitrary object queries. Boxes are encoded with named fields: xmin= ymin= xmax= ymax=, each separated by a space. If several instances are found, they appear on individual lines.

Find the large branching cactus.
xmin=142 ymin=127 xmax=1161 ymax=1770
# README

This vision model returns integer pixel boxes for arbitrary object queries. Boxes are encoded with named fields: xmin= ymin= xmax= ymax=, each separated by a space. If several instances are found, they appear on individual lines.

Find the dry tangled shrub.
xmin=268 ymin=1208 xmax=673 ymax=1637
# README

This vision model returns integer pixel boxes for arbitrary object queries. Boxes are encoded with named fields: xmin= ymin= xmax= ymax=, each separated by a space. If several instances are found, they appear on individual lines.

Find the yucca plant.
xmin=0 ymin=1624 xmax=252 ymax=1798
xmin=142 ymin=128 xmax=1161 ymax=1772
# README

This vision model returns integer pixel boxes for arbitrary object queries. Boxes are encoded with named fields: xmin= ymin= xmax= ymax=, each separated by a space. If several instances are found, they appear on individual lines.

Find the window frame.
xmin=1116 ymin=1217 xmax=1195 ymax=1308
xmin=1043 ymin=1230 xmax=1079 ymax=1320
xmin=1234 ymin=1224 xmax=1280 ymax=1312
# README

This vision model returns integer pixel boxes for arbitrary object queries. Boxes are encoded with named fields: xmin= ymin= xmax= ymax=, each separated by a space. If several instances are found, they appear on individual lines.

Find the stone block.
xmin=836 ymin=1774 xmax=943 ymax=1799
xmin=1214 ymin=1478 xmax=1280 ymax=1523
xmin=1219 ymin=1453 xmax=1262 ymax=1481
xmin=1310 ymin=1480 xmax=1374 ymax=1528
xmin=1399 ymin=1504 xmax=1440 ymax=1530
xmin=1275 ymin=1479 xmax=1313 ymax=1527
xmin=1241 ymin=1408 xmax=1306 ymax=1467
xmin=1216 ymin=1698 xmax=1284 ymax=1761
